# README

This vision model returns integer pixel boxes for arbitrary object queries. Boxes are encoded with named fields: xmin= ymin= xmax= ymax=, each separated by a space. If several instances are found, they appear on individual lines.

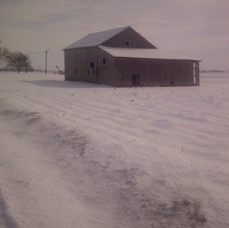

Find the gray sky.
xmin=1 ymin=0 xmax=228 ymax=71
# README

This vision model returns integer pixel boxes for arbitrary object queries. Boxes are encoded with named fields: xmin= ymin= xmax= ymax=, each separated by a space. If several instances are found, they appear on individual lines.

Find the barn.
xmin=64 ymin=26 xmax=200 ymax=87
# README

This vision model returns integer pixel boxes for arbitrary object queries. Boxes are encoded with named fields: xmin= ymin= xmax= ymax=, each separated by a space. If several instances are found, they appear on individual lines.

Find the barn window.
xmin=125 ymin=40 xmax=131 ymax=47
xmin=103 ymin=57 xmax=106 ymax=64
xmin=90 ymin=62 xmax=95 ymax=68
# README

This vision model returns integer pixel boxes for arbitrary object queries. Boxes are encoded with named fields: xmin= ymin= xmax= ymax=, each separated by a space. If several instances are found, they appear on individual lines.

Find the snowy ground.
xmin=0 ymin=71 xmax=229 ymax=228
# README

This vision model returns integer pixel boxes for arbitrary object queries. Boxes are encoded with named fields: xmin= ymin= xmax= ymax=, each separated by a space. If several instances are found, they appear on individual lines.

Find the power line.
xmin=26 ymin=49 xmax=50 ymax=75
xmin=45 ymin=49 xmax=49 ymax=75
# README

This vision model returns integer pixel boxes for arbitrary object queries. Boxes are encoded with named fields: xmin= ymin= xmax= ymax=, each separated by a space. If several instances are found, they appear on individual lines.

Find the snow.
xmin=0 ymin=71 xmax=229 ymax=227
xmin=64 ymin=26 xmax=128 ymax=50
xmin=99 ymin=45 xmax=199 ymax=60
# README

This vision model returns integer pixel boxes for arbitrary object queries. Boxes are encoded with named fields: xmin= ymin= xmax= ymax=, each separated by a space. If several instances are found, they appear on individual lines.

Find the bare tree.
xmin=0 ymin=47 xmax=10 ymax=59
xmin=0 ymin=41 xmax=9 ymax=61
xmin=0 ymin=46 xmax=10 ymax=69
xmin=6 ymin=52 xmax=31 ymax=73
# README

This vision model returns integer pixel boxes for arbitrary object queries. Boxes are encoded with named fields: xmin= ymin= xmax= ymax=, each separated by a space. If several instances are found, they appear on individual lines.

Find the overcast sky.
xmin=0 ymin=0 xmax=228 ymax=71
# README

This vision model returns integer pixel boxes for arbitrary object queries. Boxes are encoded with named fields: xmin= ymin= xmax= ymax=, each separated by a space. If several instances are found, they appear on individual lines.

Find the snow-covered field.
xmin=0 ymin=71 xmax=229 ymax=228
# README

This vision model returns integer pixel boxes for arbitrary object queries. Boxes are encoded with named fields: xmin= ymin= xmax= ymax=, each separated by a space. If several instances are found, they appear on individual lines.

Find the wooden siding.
xmin=65 ymin=47 xmax=200 ymax=87
xmin=65 ymin=47 xmax=120 ymax=86
xmin=97 ymin=48 xmax=119 ymax=86
xmin=114 ymin=58 xmax=199 ymax=87
xmin=65 ymin=47 xmax=100 ymax=83
xmin=102 ymin=27 xmax=156 ymax=49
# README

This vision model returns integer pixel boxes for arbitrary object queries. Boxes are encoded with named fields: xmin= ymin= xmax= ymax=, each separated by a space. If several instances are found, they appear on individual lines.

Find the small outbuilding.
xmin=64 ymin=26 xmax=200 ymax=87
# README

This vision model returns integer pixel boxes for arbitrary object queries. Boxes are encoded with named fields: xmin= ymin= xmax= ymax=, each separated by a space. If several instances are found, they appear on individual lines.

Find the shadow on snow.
xmin=20 ymin=80 xmax=111 ymax=89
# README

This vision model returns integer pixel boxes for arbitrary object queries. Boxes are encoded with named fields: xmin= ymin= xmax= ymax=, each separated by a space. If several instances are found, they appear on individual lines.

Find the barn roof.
xmin=99 ymin=46 xmax=200 ymax=61
xmin=64 ymin=26 xmax=129 ymax=50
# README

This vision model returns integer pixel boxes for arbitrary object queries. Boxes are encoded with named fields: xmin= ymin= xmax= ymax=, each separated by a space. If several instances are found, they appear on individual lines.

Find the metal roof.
xmin=99 ymin=46 xmax=200 ymax=61
xmin=64 ymin=26 xmax=129 ymax=50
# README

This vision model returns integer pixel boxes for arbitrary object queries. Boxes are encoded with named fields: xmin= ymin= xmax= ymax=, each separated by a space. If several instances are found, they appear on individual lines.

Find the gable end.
xmin=102 ymin=26 xmax=156 ymax=49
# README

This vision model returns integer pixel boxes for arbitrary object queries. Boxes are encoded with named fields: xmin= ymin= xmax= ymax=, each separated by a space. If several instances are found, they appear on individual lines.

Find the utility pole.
xmin=45 ymin=49 xmax=49 ymax=75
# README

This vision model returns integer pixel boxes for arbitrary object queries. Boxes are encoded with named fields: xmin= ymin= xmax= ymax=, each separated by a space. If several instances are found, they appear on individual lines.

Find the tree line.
xmin=0 ymin=42 xmax=32 ymax=73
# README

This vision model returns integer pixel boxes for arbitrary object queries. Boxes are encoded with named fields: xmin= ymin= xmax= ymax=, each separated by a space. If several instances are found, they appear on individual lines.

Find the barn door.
xmin=132 ymin=75 xmax=140 ymax=86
